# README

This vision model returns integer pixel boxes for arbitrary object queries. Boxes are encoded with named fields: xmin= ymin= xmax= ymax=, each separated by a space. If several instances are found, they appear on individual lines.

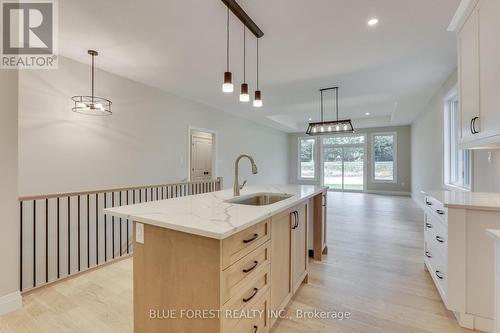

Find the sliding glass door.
xmin=322 ymin=135 xmax=366 ymax=191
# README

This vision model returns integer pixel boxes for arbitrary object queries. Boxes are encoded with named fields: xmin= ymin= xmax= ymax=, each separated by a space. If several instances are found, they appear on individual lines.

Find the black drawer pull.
xmin=243 ymin=288 xmax=258 ymax=302
xmin=425 ymin=223 xmax=432 ymax=229
xmin=243 ymin=234 xmax=258 ymax=244
xmin=436 ymin=210 xmax=445 ymax=215
xmin=253 ymin=325 xmax=258 ymax=333
xmin=436 ymin=236 xmax=445 ymax=243
xmin=294 ymin=211 xmax=299 ymax=229
xmin=425 ymin=251 xmax=432 ymax=258
xmin=426 ymin=201 xmax=433 ymax=206
xmin=243 ymin=261 xmax=258 ymax=273
xmin=435 ymin=270 xmax=444 ymax=280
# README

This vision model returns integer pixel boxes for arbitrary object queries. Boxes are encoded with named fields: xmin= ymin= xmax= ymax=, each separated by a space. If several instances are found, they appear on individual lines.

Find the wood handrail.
xmin=19 ymin=177 xmax=223 ymax=201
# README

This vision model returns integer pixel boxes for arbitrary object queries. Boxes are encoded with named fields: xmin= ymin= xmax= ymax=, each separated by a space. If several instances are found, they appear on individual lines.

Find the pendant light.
xmin=222 ymin=8 xmax=233 ymax=93
xmin=239 ymin=26 xmax=250 ymax=102
xmin=253 ymin=38 xmax=262 ymax=108
xmin=72 ymin=50 xmax=112 ymax=115
xmin=306 ymin=87 xmax=354 ymax=135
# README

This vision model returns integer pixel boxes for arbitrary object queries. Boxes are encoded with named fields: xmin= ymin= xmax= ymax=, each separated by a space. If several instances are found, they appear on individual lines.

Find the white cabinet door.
xmin=458 ymin=8 xmax=480 ymax=140
xmin=478 ymin=0 xmax=500 ymax=137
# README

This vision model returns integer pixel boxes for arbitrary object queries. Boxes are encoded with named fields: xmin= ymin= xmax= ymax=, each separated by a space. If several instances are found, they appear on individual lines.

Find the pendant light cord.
xmin=243 ymin=26 xmax=246 ymax=82
xmin=256 ymin=38 xmax=259 ymax=90
xmin=320 ymin=90 xmax=324 ymax=122
xmin=336 ymin=87 xmax=339 ymax=121
xmin=91 ymin=53 xmax=95 ymax=103
xmin=226 ymin=8 xmax=229 ymax=72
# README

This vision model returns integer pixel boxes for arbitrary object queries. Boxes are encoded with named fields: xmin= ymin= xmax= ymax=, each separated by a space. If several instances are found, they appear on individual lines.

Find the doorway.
xmin=189 ymin=128 xmax=216 ymax=182
xmin=321 ymin=135 xmax=366 ymax=191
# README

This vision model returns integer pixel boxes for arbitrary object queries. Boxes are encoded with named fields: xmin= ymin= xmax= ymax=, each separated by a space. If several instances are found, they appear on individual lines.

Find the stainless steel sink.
xmin=226 ymin=193 xmax=293 ymax=206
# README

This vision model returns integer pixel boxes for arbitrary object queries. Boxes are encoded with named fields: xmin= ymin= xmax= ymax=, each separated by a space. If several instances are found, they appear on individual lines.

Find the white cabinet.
xmin=455 ymin=0 xmax=500 ymax=148
xmin=478 ymin=0 xmax=500 ymax=137
xmin=458 ymin=7 xmax=480 ymax=141
xmin=424 ymin=195 xmax=500 ymax=333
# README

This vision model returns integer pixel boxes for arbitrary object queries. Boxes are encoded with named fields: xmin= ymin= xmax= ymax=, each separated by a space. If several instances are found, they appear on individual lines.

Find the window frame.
xmin=371 ymin=132 xmax=398 ymax=184
xmin=297 ymin=136 xmax=317 ymax=181
xmin=443 ymin=88 xmax=472 ymax=191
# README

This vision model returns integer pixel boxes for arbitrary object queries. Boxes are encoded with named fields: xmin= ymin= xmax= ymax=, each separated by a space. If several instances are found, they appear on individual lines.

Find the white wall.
xmin=0 ymin=70 xmax=22 ymax=314
xmin=19 ymin=57 xmax=289 ymax=196
xmin=288 ymin=125 xmax=412 ymax=194
xmin=411 ymin=71 xmax=457 ymax=203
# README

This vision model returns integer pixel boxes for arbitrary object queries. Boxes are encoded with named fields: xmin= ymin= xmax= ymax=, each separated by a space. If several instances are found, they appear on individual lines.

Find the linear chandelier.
xmin=221 ymin=0 xmax=264 ymax=108
xmin=72 ymin=50 xmax=112 ymax=116
xmin=306 ymin=87 xmax=354 ymax=135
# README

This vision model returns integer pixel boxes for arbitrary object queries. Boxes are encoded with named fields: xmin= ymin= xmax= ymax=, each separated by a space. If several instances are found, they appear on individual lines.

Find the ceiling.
xmin=59 ymin=0 xmax=461 ymax=132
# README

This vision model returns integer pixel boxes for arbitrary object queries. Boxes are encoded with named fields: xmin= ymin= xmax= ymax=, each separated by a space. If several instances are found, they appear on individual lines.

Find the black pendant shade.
xmin=306 ymin=87 xmax=354 ymax=135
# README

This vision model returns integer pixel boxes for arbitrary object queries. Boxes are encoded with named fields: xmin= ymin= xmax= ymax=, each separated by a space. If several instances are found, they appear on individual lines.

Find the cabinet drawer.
xmin=426 ymin=247 xmax=448 ymax=298
xmin=222 ymin=265 xmax=270 ymax=333
xmin=222 ymin=220 xmax=270 ymax=269
xmin=221 ymin=243 xmax=270 ymax=303
xmin=224 ymin=291 xmax=270 ymax=333
xmin=424 ymin=197 xmax=448 ymax=225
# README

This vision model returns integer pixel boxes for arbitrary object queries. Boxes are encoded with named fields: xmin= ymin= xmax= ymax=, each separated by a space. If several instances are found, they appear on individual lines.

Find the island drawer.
xmin=222 ymin=219 xmax=270 ymax=269
xmin=222 ymin=265 xmax=270 ymax=333
xmin=221 ymin=242 xmax=270 ymax=303
xmin=424 ymin=196 xmax=448 ymax=224
xmin=222 ymin=290 xmax=270 ymax=333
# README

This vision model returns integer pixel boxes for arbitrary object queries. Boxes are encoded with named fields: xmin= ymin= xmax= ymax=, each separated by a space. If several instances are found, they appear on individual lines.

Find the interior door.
xmin=190 ymin=135 xmax=213 ymax=181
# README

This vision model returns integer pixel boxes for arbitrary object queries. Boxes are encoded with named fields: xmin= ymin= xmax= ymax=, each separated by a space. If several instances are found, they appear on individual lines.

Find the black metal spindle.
xmin=161 ymin=187 xmax=164 ymax=199
xmin=45 ymin=198 xmax=48 ymax=283
xmin=112 ymin=192 xmax=115 ymax=259
xmin=67 ymin=196 xmax=70 ymax=276
xmin=119 ymin=191 xmax=122 ymax=256
xmin=156 ymin=187 xmax=159 ymax=200
xmin=104 ymin=193 xmax=107 ymax=262
xmin=57 ymin=197 xmax=60 ymax=278
xmin=126 ymin=190 xmax=129 ymax=254
xmin=33 ymin=200 xmax=36 ymax=288
xmin=77 ymin=195 xmax=81 ymax=272
xmin=87 ymin=194 xmax=90 ymax=268
xmin=139 ymin=189 xmax=142 ymax=203
xmin=95 ymin=193 xmax=98 ymax=265
xmin=20 ymin=201 xmax=23 ymax=291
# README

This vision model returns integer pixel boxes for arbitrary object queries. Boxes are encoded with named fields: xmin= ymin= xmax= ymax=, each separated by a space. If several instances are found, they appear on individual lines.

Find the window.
xmin=298 ymin=138 xmax=316 ymax=180
xmin=372 ymin=133 xmax=397 ymax=182
xmin=444 ymin=96 xmax=471 ymax=189
xmin=323 ymin=135 xmax=365 ymax=145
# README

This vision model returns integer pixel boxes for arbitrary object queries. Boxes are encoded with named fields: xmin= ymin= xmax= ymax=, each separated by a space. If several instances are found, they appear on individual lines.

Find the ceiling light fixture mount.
xmin=239 ymin=26 xmax=249 ymax=102
xmin=306 ymin=87 xmax=354 ymax=135
xmin=72 ymin=50 xmax=112 ymax=116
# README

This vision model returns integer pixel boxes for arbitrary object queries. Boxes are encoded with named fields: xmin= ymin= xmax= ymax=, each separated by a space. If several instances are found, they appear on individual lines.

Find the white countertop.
xmin=422 ymin=190 xmax=500 ymax=211
xmin=104 ymin=184 xmax=326 ymax=239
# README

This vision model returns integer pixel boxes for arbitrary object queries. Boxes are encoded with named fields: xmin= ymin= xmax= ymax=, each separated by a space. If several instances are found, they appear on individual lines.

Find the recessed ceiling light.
xmin=365 ymin=112 xmax=370 ymax=116
xmin=308 ymin=117 xmax=312 ymax=121
xmin=368 ymin=18 xmax=379 ymax=26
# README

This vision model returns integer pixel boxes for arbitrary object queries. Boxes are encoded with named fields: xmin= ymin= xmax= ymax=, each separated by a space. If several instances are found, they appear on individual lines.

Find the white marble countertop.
xmin=104 ymin=184 xmax=326 ymax=239
xmin=422 ymin=190 xmax=500 ymax=211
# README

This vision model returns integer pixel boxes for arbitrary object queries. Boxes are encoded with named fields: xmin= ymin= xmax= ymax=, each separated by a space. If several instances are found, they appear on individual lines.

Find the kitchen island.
xmin=105 ymin=184 xmax=327 ymax=333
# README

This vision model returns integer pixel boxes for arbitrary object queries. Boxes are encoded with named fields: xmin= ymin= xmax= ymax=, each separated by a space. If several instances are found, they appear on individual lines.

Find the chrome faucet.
xmin=233 ymin=154 xmax=258 ymax=196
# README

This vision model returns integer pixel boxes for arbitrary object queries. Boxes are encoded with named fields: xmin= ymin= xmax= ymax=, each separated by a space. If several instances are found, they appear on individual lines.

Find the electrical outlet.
xmin=136 ymin=223 xmax=144 ymax=244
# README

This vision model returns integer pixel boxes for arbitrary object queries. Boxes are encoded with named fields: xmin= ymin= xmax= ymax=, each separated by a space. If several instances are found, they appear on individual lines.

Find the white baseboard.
xmin=0 ymin=291 xmax=22 ymax=315
xmin=364 ymin=190 xmax=411 ymax=197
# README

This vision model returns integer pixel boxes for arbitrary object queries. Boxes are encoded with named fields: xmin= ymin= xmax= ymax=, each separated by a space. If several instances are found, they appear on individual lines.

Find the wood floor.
xmin=0 ymin=192 xmax=472 ymax=333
